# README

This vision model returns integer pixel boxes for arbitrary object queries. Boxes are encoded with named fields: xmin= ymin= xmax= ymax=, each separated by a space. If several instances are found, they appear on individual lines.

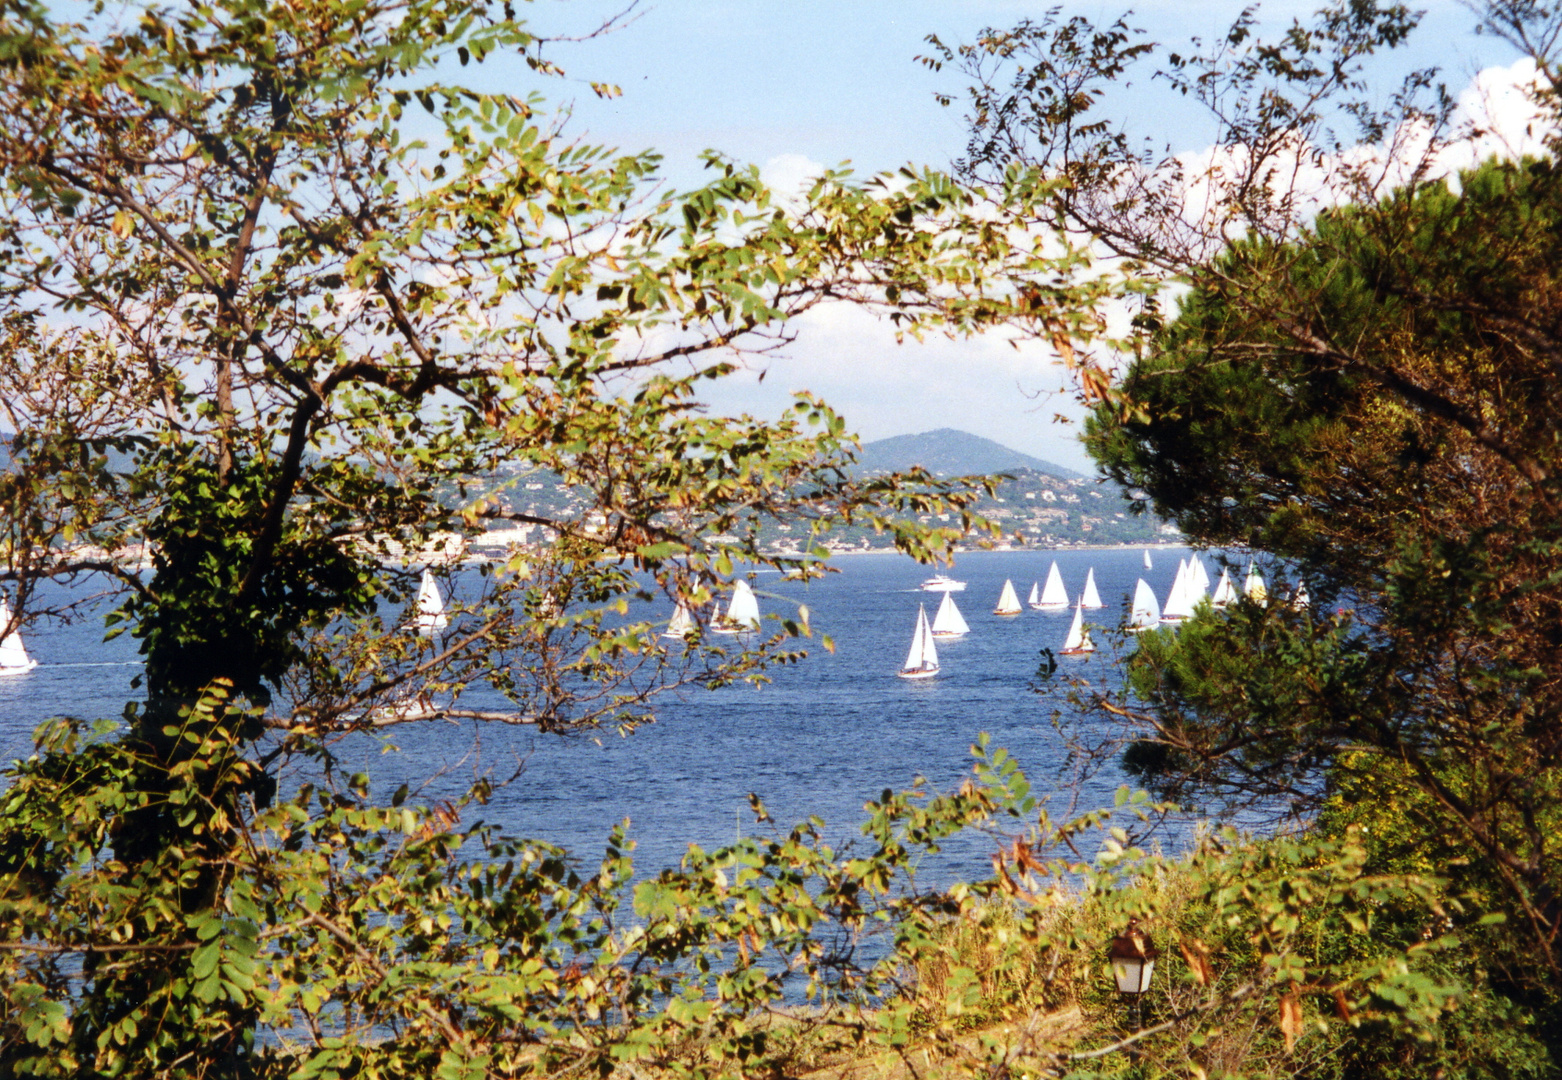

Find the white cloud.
xmin=1437 ymin=58 xmax=1552 ymax=179
xmin=698 ymin=301 xmax=1097 ymax=473
xmin=691 ymin=61 xmax=1558 ymax=477
xmin=759 ymin=153 xmax=827 ymax=203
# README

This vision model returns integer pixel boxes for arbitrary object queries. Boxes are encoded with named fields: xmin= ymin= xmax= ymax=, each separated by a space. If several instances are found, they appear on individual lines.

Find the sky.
xmin=523 ymin=2 xmax=1533 ymax=473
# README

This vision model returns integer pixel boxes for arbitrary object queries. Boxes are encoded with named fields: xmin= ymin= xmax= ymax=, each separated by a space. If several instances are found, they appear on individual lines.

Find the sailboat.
xmin=1291 ymin=584 xmax=1311 ymax=611
xmin=1127 ymin=579 xmax=1161 ymax=633
xmin=1080 ymin=567 xmax=1104 ymax=609
xmin=662 ymin=603 xmax=697 ymax=640
xmin=1033 ymin=561 xmax=1069 ymax=610
xmin=898 ymin=604 xmax=939 ymax=679
xmin=1027 ymin=582 xmax=1040 ymax=608
xmin=1143 ymin=549 xmax=1153 ymax=570
xmin=414 ymin=569 xmax=449 ymax=637
xmin=1211 ymin=568 xmax=1238 ymax=608
xmin=1189 ymin=555 xmax=1211 ymax=597
xmin=1161 ymin=560 xmax=1194 ymax=623
xmin=1244 ymin=563 xmax=1268 ymax=605
xmin=1059 ymin=599 xmax=1094 ymax=655
xmin=993 ymin=579 xmax=1023 ymax=616
xmin=0 ymin=595 xmax=36 ymax=674
xmin=713 ymin=579 xmax=761 ymax=633
xmin=930 ymin=590 xmax=970 ymax=638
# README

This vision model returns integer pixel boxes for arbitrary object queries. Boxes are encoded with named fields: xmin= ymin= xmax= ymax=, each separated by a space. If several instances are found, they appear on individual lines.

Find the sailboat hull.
xmin=899 ymin=603 xmax=940 ymax=678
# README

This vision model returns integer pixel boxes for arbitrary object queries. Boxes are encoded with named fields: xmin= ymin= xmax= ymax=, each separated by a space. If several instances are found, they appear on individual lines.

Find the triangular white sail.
xmin=1035 ymin=561 xmax=1069 ymax=609
xmin=1060 ymin=599 xmax=1094 ymax=654
xmin=1291 ymin=584 xmax=1310 ymax=610
xmin=993 ymin=579 xmax=1023 ymax=616
xmin=1027 ymin=581 xmax=1039 ymax=607
xmin=1127 ymin=578 xmax=1161 ymax=633
xmin=1080 ymin=567 xmax=1104 ymax=609
xmin=715 ymin=579 xmax=761 ymax=633
xmin=0 ymin=595 xmax=36 ymax=674
xmin=1245 ymin=563 xmax=1268 ymax=605
xmin=1144 ymin=549 xmax=1153 ymax=570
xmin=414 ymin=569 xmax=448 ymax=637
xmin=930 ymin=590 xmax=969 ymax=637
xmin=663 ymin=603 xmax=697 ymax=639
xmin=1161 ymin=560 xmax=1194 ymax=622
xmin=898 ymin=604 xmax=939 ymax=679
xmin=1211 ymin=568 xmax=1237 ymax=607
xmin=1189 ymin=555 xmax=1211 ymax=597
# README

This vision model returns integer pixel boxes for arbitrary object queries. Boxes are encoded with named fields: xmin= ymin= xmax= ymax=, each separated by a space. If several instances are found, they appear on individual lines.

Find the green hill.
xmin=856 ymin=429 xmax=1085 ymax=481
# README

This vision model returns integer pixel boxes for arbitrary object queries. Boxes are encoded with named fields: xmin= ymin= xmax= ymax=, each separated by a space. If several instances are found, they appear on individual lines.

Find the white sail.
xmin=1027 ymin=582 xmax=1039 ymax=607
xmin=1035 ymin=561 xmax=1069 ymax=609
xmin=663 ymin=603 xmax=697 ymax=639
xmin=1080 ymin=567 xmax=1104 ymax=609
xmin=898 ymin=604 xmax=939 ymax=679
xmin=1211 ymin=568 xmax=1238 ymax=607
xmin=1127 ymin=578 xmax=1161 ymax=633
xmin=1189 ymin=555 xmax=1211 ymax=597
xmin=414 ymin=569 xmax=448 ymax=637
xmin=1161 ymin=560 xmax=1194 ymax=622
xmin=1144 ymin=549 xmax=1153 ymax=570
xmin=1060 ymin=599 xmax=1094 ymax=654
xmin=1244 ymin=563 xmax=1268 ymax=605
xmin=1291 ymin=584 xmax=1310 ymax=610
xmin=930 ymin=590 xmax=969 ymax=637
xmin=993 ymin=579 xmax=1023 ymax=616
xmin=0 ymin=595 xmax=36 ymax=674
xmin=715 ymin=579 xmax=761 ymax=633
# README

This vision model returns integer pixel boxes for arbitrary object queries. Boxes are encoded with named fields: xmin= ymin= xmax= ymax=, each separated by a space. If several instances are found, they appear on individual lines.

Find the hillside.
xmin=1 ymin=429 xmax=1169 ymax=553
xmin=856 ymin=429 xmax=1084 ymax=481
xmin=479 ymin=427 xmax=1173 ymax=553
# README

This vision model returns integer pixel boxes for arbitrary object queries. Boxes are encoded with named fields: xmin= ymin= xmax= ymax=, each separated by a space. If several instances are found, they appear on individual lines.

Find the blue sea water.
xmin=0 ymin=548 xmax=1207 ymax=881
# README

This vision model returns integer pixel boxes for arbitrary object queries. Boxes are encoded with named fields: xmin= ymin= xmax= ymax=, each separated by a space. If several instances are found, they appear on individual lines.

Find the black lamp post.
xmin=1108 ymin=919 xmax=1158 ymax=1030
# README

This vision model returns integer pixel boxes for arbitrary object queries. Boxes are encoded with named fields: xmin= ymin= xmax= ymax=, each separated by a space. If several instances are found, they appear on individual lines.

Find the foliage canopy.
xmin=936 ymin=0 xmax=1562 ymax=1068
xmin=6 ymin=0 xmax=1559 ymax=1076
xmin=0 ymin=0 xmax=1092 ymax=1071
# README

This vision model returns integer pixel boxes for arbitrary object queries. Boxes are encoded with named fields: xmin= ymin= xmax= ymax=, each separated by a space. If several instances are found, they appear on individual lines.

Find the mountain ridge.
xmin=0 ymin=427 xmax=1091 ymax=485
xmin=856 ymin=429 xmax=1085 ymax=481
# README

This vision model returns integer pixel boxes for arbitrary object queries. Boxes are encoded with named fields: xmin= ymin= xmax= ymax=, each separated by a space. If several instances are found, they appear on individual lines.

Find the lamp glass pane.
xmin=1112 ymin=958 xmax=1144 ymax=993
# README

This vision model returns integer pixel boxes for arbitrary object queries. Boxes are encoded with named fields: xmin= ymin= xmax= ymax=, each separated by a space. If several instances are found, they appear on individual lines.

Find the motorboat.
xmin=919 ymin=574 xmax=966 ymax=592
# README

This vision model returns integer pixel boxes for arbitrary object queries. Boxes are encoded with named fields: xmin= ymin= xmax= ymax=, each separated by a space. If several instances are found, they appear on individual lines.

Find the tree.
xmin=934 ymin=0 xmax=1562 ymax=1060
xmin=0 ymin=0 xmax=1101 ymax=1072
xmin=1090 ymin=152 xmax=1562 ymax=997
xmin=0 ymin=0 xmax=1516 ymax=1073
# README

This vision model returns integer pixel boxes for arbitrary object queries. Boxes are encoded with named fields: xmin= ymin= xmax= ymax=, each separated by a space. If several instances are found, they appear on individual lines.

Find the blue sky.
xmin=529 ymin=2 xmax=1527 ymax=472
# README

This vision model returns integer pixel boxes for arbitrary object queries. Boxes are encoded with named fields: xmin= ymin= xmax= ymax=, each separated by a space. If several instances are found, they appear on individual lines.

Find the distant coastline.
xmin=817 ymin=540 xmax=1189 ymax=559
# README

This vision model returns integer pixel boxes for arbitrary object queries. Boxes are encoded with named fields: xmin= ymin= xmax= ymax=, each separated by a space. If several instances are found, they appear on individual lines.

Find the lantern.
xmin=1108 ymin=920 xmax=1157 ymax=995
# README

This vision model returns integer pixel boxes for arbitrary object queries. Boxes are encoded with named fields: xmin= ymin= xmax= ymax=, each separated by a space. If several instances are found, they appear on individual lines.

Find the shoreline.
xmin=816 ymin=541 xmax=1190 ymax=559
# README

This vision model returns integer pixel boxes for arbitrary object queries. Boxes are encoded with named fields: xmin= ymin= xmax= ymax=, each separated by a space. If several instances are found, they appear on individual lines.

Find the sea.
xmin=0 ymin=547 xmax=1215 ymax=885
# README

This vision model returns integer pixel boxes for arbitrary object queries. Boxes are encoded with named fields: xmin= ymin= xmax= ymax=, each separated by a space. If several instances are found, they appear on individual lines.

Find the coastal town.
xmin=473 ymin=462 xmax=1175 ymax=556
